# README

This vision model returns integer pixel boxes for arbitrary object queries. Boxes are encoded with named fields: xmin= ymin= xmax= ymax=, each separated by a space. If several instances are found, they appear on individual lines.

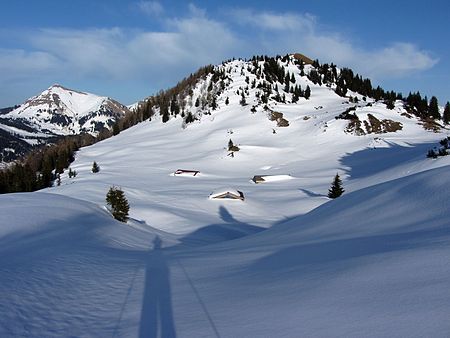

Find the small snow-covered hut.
xmin=209 ymin=189 xmax=245 ymax=201
xmin=252 ymin=175 xmax=266 ymax=184
xmin=252 ymin=174 xmax=293 ymax=184
xmin=174 ymin=169 xmax=200 ymax=176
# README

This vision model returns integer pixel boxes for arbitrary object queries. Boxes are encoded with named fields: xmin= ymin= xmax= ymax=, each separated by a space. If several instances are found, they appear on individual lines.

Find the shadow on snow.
xmin=139 ymin=236 xmax=176 ymax=338
xmin=340 ymin=141 xmax=436 ymax=179
xmin=0 ymin=205 xmax=261 ymax=337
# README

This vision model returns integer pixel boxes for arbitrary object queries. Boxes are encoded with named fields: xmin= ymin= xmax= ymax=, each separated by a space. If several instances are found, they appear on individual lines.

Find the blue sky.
xmin=1 ymin=0 xmax=449 ymax=107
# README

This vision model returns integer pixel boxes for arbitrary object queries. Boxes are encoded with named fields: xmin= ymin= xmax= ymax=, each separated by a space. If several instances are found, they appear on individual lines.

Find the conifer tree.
xmin=106 ymin=186 xmax=130 ymax=222
xmin=290 ymin=73 xmax=296 ymax=83
xmin=185 ymin=112 xmax=195 ymax=124
xmin=228 ymin=139 xmax=240 ymax=152
xmin=162 ymin=111 xmax=170 ymax=123
xmin=112 ymin=123 xmax=120 ymax=136
xmin=429 ymin=96 xmax=440 ymax=119
xmin=211 ymin=96 xmax=218 ymax=110
xmin=92 ymin=161 xmax=100 ymax=173
xmin=443 ymin=102 xmax=450 ymax=124
xmin=304 ymin=85 xmax=311 ymax=100
xmin=328 ymin=173 xmax=344 ymax=198
xmin=240 ymin=92 xmax=246 ymax=106
xmin=427 ymin=149 xmax=437 ymax=159
xmin=228 ymin=139 xmax=234 ymax=151
xmin=225 ymin=96 xmax=229 ymax=105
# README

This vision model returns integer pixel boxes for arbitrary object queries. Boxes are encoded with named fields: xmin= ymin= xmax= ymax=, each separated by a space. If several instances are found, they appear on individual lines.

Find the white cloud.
xmin=359 ymin=43 xmax=438 ymax=78
xmin=0 ymin=48 xmax=62 ymax=83
xmin=231 ymin=10 xmax=438 ymax=79
xmin=233 ymin=9 xmax=316 ymax=32
xmin=137 ymin=1 xmax=164 ymax=16
xmin=0 ymin=6 xmax=439 ymax=106
xmin=0 ymin=9 xmax=238 ymax=86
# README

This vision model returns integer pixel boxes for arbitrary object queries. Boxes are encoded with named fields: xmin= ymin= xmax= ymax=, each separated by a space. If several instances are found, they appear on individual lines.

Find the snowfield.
xmin=1 ymin=166 xmax=449 ymax=337
xmin=1 ymin=57 xmax=450 ymax=337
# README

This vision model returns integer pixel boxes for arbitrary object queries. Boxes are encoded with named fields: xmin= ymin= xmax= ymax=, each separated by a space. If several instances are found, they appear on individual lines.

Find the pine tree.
xmin=228 ymin=139 xmax=240 ymax=152
xmin=240 ymin=92 xmax=246 ymax=106
xmin=328 ymin=173 xmax=344 ymax=198
xmin=427 ymin=149 xmax=437 ymax=159
xmin=92 ymin=161 xmax=100 ymax=173
xmin=162 ymin=111 xmax=170 ymax=123
xmin=429 ymin=96 xmax=440 ymax=119
xmin=185 ymin=112 xmax=195 ymax=124
xmin=228 ymin=139 xmax=234 ymax=151
xmin=225 ymin=96 xmax=229 ymax=105
xmin=211 ymin=96 xmax=218 ymax=110
xmin=304 ymin=85 xmax=311 ymax=100
xmin=443 ymin=102 xmax=450 ymax=124
xmin=106 ymin=186 xmax=130 ymax=222
xmin=112 ymin=123 xmax=120 ymax=136
xmin=284 ymin=81 xmax=290 ymax=93
xmin=170 ymin=96 xmax=180 ymax=115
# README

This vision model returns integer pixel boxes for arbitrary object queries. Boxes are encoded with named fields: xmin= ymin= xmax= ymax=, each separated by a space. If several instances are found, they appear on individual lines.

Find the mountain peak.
xmin=292 ymin=53 xmax=314 ymax=65
xmin=45 ymin=83 xmax=87 ymax=96
xmin=0 ymin=85 xmax=130 ymax=161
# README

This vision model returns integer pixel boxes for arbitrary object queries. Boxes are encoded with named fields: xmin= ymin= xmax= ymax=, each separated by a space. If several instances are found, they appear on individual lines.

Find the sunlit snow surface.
xmin=1 ymin=59 xmax=450 ymax=336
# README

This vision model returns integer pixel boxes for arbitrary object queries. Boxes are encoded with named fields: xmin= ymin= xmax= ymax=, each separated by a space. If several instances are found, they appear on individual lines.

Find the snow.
xmin=47 ymin=58 xmax=443 ymax=234
xmin=1 ymin=165 xmax=449 ymax=337
xmin=1 ymin=57 xmax=449 ymax=336
xmin=6 ymin=85 xmax=105 ymax=120
xmin=253 ymin=174 xmax=294 ymax=183
xmin=2 ymin=84 xmax=127 ymax=137
xmin=0 ymin=122 xmax=50 ymax=139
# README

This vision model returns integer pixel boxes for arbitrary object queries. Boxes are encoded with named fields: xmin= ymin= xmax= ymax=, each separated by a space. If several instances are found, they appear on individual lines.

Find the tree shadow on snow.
xmin=179 ymin=206 xmax=263 ymax=246
xmin=298 ymin=188 xmax=327 ymax=198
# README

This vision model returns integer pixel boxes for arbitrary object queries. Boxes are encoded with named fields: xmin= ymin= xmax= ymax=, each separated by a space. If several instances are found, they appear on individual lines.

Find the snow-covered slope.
xmin=1 ymin=55 xmax=449 ymax=336
xmin=46 ymin=56 xmax=447 ymax=234
xmin=1 ymin=163 xmax=449 ymax=337
xmin=0 ymin=84 xmax=130 ymax=161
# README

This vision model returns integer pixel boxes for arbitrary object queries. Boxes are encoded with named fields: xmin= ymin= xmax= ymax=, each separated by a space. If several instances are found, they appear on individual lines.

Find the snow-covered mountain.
xmin=0 ymin=84 xmax=130 ymax=162
xmin=1 ymin=54 xmax=450 ymax=336
xmin=136 ymin=54 xmax=442 ymax=137
xmin=47 ymin=55 xmax=446 ymax=233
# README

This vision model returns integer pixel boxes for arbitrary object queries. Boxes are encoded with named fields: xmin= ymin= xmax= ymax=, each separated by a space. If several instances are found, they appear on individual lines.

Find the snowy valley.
xmin=0 ymin=54 xmax=449 ymax=337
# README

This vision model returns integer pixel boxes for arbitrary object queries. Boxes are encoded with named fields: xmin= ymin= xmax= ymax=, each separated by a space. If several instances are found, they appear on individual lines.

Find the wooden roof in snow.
xmin=174 ymin=169 xmax=200 ymax=176
xmin=209 ymin=189 xmax=245 ymax=201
